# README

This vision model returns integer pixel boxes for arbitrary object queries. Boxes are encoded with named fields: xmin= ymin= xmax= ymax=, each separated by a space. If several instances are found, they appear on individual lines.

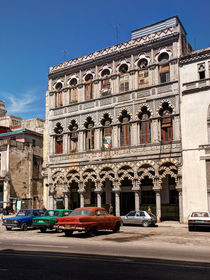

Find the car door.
xmin=134 ymin=211 xmax=142 ymax=225
xmin=94 ymin=209 xmax=104 ymax=230
xmin=124 ymin=211 xmax=136 ymax=224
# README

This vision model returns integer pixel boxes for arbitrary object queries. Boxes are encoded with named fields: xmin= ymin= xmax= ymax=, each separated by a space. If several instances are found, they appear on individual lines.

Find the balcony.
xmin=182 ymin=78 xmax=210 ymax=94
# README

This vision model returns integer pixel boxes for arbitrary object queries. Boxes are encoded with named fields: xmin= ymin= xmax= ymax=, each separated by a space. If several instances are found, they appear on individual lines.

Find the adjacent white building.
xmin=180 ymin=48 xmax=210 ymax=221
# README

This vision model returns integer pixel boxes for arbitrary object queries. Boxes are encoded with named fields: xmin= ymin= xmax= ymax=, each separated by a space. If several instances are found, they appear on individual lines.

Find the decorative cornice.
xmin=49 ymin=27 xmax=178 ymax=74
xmin=180 ymin=49 xmax=210 ymax=65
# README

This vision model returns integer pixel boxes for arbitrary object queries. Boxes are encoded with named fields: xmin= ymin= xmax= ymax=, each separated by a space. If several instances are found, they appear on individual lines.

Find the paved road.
xmin=1 ymin=250 xmax=210 ymax=280
xmin=0 ymin=222 xmax=210 ymax=263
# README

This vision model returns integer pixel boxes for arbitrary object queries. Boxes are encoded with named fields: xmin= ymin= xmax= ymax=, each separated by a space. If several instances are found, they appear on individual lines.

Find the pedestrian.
xmin=41 ymin=205 xmax=47 ymax=213
xmin=109 ymin=204 xmax=113 ymax=215
xmin=147 ymin=205 xmax=152 ymax=213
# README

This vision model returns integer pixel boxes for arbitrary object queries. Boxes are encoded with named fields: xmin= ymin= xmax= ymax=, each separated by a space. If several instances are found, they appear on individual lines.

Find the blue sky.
xmin=0 ymin=0 xmax=209 ymax=120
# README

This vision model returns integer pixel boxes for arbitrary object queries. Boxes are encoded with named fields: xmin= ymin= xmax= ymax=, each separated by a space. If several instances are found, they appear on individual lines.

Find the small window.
xmin=102 ymin=210 xmax=107 ymax=216
xmin=55 ymin=82 xmax=63 ymax=90
xmin=127 ymin=211 xmax=135 ymax=216
xmin=198 ymin=63 xmax=206 ymax=80
xmin=140 ymin=211 xmax=145 ymax=217
xmin=119 ymin=64 xmax=129 ymax=93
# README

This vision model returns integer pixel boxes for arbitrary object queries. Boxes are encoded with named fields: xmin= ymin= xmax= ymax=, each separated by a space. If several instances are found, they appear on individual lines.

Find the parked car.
xmin=32 ymin=209 xmax=72 ymax=232
xmin=54 ymin=207 xmax=122 ymax=237
xmin=121 ymin=210 xmax=157 ymax=227
xmin=2 ymin=209 xmax=44 ymax=231
xmin=188 ymin=211 xmax=210 ymax=231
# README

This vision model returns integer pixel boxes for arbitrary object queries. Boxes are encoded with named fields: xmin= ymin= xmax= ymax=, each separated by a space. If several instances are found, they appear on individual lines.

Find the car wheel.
xmin=64 ymin=230 xmax=73 ymax=237
xmin=113 ymin=222 xmax=121 ymax=233
xmin=40 ymin=227 xmax=47 ymax=233
xmin=6 ymin=227 xmax=12 ymax=231
xmin=87 ymin=227 xmax=97 ymax=237
xmin=21 ymin=223 xmax=28 ymax=231
xmin=142 ymin=221 xmax=149 ymax=227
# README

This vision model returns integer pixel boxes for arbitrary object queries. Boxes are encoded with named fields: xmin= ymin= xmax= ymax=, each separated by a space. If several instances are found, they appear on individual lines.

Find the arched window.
xmin=119 ymin=64 xmax=129 ymax=93
xmin=54 ymin=123 xmax=63 ymax=154
xmin=158 ymin=52 xmax=170 ymax=84
xmin=101 ymin=114 xmax=112 ymax=149
xmin=138 ymin=106 xmax=151 ymax=144
xmin=119 ymin=110 xmax=131 ymax=147
xmin=68 ymin=120 xmax=78 ymax=152
xmin=101 ymin=69 xmax=111 ymax=95
xmin=85 ymin=74 xmax=93 ymax=100
xmin=84 ymin=117 xmax=94 ymax=150
xmin=138 ymin=59 xmax=149 ymax=88
xmin=70 ymin=78 xmax=78 ymax=102
xmin=159 ymin=102 xmax=173 ymax=142
xmin=55 ymin=82 xmax=63 ymax=107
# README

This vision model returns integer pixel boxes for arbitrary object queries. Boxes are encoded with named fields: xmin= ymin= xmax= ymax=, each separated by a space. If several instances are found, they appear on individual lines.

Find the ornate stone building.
xmin=43 ymin=16 xmax=191 ymax=222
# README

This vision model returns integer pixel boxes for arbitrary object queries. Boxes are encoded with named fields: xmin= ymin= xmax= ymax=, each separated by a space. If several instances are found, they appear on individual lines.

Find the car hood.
xmin=5 ymin=216 xmax=31 ymax=221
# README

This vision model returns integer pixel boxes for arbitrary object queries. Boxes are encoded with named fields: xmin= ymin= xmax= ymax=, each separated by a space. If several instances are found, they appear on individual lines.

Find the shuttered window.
xmin=70 ymin=87 xmax=78 ymax=102
xmin=55 ymin=92 xmax=63 ymax=107
xmin=55 ymin=135 xmax=63 ymax=154
xmin=85 ymin=79 xmax=93 ymax=100
xmin=138 ymin=70 xmax=149 ymax=88
xmin=86 ymin=129 xmax=94 ymax=150
xmin=159 ymin=64 xmax=170 ymax=83
xmin=120 ymin=123 xmax=130 ymax=147
xmin=140 ymin=120 xmax=151 ymax=144
xmin=101 ymin=78 xmax=110 ymax=91
xmin=120 ymin=74 xmax=129 ymax=93
xmin=161 ymin=117 xmax=173 ymax=142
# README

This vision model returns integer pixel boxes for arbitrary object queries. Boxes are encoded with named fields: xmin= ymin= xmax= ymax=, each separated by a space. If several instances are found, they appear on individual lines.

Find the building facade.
xmin=180 ymin=48 xmax=210 ymax=222
xmin=0 ymin=101 xmax=44 ymax=209
xmin=43 ymin=17 xmax=192 ymax=222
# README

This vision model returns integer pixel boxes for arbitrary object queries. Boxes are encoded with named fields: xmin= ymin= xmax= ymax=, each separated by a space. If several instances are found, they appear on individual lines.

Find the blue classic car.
xmin=2 ymin=209 xmax=45 ymax=231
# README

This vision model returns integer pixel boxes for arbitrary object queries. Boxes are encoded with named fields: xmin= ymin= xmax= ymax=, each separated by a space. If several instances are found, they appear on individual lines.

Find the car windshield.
xmin=44 ymin=210 xmax=60 ymax=217
xmin=191 ymin=212 xmax=209 ymax=217
xmin=70 ymin=210 xmax=93 ymax=216
xmin=17 ymin=210 xmax=28 ymax=216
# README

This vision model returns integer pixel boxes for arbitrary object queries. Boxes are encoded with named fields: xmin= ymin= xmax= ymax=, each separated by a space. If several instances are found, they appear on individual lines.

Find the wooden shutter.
xmin=56 ymin=135 xmax=63 ymax=154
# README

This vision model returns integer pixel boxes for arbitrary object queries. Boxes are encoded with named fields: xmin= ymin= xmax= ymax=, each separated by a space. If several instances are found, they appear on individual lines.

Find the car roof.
xmin=47 ymin=209 xmax=71 ymax=211
xmin=73 ymin=207 xmax=106 ymax=211
xmin=19 ymin=209 xmax=42 ymax=211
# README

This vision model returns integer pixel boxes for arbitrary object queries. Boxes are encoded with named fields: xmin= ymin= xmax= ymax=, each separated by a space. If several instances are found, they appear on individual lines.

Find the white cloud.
xmin=5 ymin=90 xmax=40 ymax=114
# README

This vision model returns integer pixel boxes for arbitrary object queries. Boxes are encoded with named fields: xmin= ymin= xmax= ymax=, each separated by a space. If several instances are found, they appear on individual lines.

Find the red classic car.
xmin=54 ymin=207 xmax=122 ymax=236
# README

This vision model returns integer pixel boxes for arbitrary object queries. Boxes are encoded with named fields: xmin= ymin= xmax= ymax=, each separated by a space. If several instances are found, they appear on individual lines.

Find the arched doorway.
xmin=69 ymin=180 xmax=80 ymax=210
xmin=120 ymin=178 xmax=135 ymax=215
xmin=140 ymin=176 xmax=156 ymax=214
xmin=160 ymin=174 xmax=179 ymax=221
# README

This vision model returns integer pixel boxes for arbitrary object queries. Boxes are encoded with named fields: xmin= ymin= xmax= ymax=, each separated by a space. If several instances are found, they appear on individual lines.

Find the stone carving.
xmin=50 ymin=27 xmax=177 ymax=73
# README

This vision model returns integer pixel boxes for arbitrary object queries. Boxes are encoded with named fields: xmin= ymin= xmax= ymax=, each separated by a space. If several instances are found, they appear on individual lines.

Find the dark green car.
xmin=32 ymin=209 xmax=72 ymax=233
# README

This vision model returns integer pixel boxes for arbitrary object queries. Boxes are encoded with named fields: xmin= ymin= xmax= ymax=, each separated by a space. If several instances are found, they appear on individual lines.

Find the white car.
xmin=188 ymin=211 xmax=210 ymax=231
xmin=121 ymin=210 xmax=157 ymax=227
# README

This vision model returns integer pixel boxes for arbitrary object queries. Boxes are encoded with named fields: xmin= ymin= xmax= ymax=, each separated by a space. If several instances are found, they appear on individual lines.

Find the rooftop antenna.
xmin=63 ymin=49 xmax=67 ymax=61
xmin=194 ymin=38 xmax=196 ymax=50
xmin=115 ymin=24 xmax=121 ymax=44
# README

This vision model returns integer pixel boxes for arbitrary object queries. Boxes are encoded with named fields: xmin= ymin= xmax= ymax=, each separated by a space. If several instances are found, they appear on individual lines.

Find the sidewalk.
xmin=157 ymin=221 xmax=187 ymax=228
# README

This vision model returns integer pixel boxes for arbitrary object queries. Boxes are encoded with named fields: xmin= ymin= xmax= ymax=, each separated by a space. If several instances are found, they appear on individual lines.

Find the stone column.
xmin=131 ymin=123 xmax=138 ymax=146
xmin=114 ymin=191 xmax=120 ymax=216
xmin=151 ymin=119 xmax=159 ymax=143
xmin=64 ymin=192 xmax=69 ymax=209
xmin=96 ymin=192 xmax=102 ymax=207
xmin=178 ymin=191 xmax=183 ymax=223
xmin=112 ymin=126 xmax=119 ymax=148
xmin=94 ymin=128 xmax=100 ymax=150
xmin=134 ymin=191 xmax=141 ymax=212
xmin=49 ymin=191 xmax=55 ymax=209
xmin=78 ymin=131 xmax=83 ymax=152
xmin=3 ymin=176 xmax=10 ymax=208
xmin=155 ymin=191 xmax=161 ymax=222
xmin=173 ymin=116 xmax=180 ymax=141
xmin=80 ymin=192 xmax=85 ymax=207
